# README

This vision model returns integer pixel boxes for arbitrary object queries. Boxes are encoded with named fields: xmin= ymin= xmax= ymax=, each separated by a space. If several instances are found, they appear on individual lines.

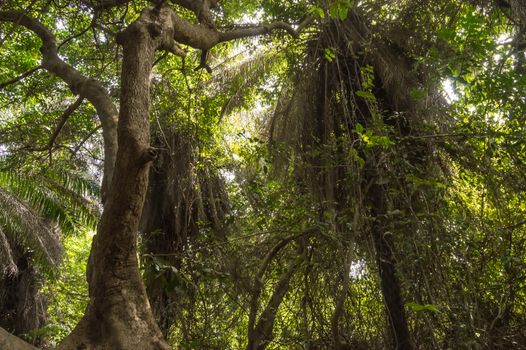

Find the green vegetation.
xmin=1 ymin=0 xmax=525 ymax=349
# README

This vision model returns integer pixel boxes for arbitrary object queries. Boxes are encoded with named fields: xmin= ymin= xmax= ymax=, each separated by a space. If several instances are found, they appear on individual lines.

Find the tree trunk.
xmin=370 ymin=182 xmax=412 ymax=350
xmin=0 ymin=249 xmax=47 ymax=346
xmin=0 ymin=326 xmax=38 ymax=350
xmin=56 ymin=8 xmax=176 ymax=350
xmin=246 ymin=259 xmax=299 ymax=350
xmin=140 ymin=133 xmax=198 ymax=336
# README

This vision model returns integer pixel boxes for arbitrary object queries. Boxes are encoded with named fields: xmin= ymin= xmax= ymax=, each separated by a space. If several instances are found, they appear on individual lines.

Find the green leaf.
xmin=323 ymin=48 xmax=336 ymax=62
xmin=406 ymin=302 xmax=439 ymax=313
xmin=354 ymin=122 xmax=364 ymax=134
xmin=438 ymin=27 xmax=456 ymax=41
xmin=356 ymin=90 xmax=376 ymax=101
xmin=308 ymin=5 xmax=325 ymax=18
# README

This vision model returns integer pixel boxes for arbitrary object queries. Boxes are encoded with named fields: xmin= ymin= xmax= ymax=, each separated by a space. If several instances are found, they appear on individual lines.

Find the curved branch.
xmin=247 ymin=227 xmax=317 ymax=346
xmin=27 ymin=96 xmax=84 ymax=153
xmin=73 ymin=124 xmax=102 ymax=155
xmin=168 ymin=10 xmax=312 ymax=71
xmin=219 ymin=17 xmax=313 ymax=43
xmin=169 ymin=12 xmax=312 ymax=51
xmin=84 ymin=0 xmax=218 ymax=27
xmin=0 ymin=10 xmax=118 ymax=201
xmin=79 ymin=0 xmax=132 ymax=11
xmin=250 ymin=259 xmax=299 ymax=350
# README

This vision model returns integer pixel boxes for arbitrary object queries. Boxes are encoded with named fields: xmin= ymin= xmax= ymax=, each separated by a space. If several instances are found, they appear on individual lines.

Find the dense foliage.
xmin=1 ymin=0 xmax=525 ymax=349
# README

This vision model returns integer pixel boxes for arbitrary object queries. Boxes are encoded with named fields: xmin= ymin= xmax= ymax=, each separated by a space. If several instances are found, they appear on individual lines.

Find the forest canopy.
xmin=0 ymin=0 xmax=525 ymax=349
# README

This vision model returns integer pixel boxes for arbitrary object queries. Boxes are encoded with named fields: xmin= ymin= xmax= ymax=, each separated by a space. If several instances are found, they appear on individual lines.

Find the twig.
xmin=0 ymin=65 xmax=42 ymax=89
xmin=26 ymin=96 xmax=84 ymax=152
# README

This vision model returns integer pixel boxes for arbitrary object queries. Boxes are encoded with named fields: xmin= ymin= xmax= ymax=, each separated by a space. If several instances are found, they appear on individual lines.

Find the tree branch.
xmin=247 ymin=227 xmax=317 ymax=346
xmin=168 ymin=11 xmax=312 ymax=71
xmin=220 ymin=16 xmax=313 ymax=43
xmin=73 ymin=124 xmax=102 ymax=155
xmin=84 ymin=0 xmax=218 ymax=27
xmin=248 ymin=259 xmax=300 ymax=350
xmin=0 ymin=65 xmax=42 ymax=90
xmin=28 ymin=96 xmax=84 ymax=153
xmin=0 ymin=327 xmax=38 ymax=350
xmin=79 ymin=0 xmax=132 ymax=12
xmin=169 ymin=12 xmax=312 ymax=51
xmin=0 ymin=10 xmax=118 ymax=202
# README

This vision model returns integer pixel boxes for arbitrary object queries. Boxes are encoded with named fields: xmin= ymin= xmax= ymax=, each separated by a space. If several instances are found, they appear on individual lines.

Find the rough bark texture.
xmin=56 ymin=7 xmax=176 ymax=350
xmin=0 ymin=326 xmax=38 ymax=350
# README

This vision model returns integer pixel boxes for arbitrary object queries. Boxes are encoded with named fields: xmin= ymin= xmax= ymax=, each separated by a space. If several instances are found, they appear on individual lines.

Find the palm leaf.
xmin=0 ymin=188 xmax=62 ymax=272
xmin=0 ymin=167 xmax=100 ymax=235
xmin=0 ymin=163 xmax=100 ymax=274
xmin=0 ymin=226 xmax=17 ymax=276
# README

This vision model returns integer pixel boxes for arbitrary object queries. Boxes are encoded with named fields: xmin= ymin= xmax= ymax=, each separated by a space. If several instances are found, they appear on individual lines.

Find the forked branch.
xmin=247 ymin=227 xmax=317 ymax=347
xmin=0 ymin=10 xmax=118 ymax=201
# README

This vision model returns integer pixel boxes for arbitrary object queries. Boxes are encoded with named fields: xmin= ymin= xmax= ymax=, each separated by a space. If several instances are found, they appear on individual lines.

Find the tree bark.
xmin=2 ymin=5 xmax=309 ymax=349
xmin=56 ymin=7 xmax=177 ymax=350
xmin=369 ymin=181 xmax=412 ymax=350
xmin=0 ymin=326 xmax=38 ymax=350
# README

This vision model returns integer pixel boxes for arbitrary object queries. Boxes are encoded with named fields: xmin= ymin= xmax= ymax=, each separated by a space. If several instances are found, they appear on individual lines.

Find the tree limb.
xmin=247 ymin=227 xmax=317 ymax=347
xmin=0 ymin=65 xmax=42 ymax=90
xmin=220 ymin=16 xmax=313 ymax=43
xmin=73 ymin=124 xmax=102 ymax=155
xmin=54 ymin=2 xmax=311 ymax=72
xmin=168 ymin=11 xmax=312 ymax=71
xmin=27 ymin=96 xmax=84 ymax=153
xmin=168 ymin=11 xmax=313 ymax=51
xmin=248 ymin=259 xmax=300 ymax=350
xmin=79 ymin=0 xmax=132 ymax=12
xmin=0 ymin=10 xmax=118 ymax=202
xmin=0 ymin=327 xmax=38 ymax=350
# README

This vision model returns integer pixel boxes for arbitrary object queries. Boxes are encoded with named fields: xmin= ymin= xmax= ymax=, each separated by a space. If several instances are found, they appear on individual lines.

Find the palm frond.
xmin=0 ymin=188 xmax=62 ymax=271
xmin=0 ymin=167 xmax=100 ymax=235
xmin=208 ymin=47 xmax=288 ymax=118
xmin=0 ymin=162 xmax=100 ymax=275
xmin=0 ymin=226 xmax=17 ymax=276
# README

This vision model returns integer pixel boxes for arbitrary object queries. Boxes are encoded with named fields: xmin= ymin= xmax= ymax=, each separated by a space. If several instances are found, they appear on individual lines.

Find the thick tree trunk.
xmin=56 ymin=8 xmax=177 ymax=350
xmin=2 ymin=5 xmax=308 ymax=349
